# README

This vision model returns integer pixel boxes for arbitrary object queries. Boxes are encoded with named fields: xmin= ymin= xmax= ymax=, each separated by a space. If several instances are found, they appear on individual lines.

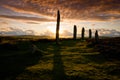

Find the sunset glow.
xmin=47 ymin=26 xmax=64 ymax=34
xmin=0 ymin=0 xmax=120 ymax=37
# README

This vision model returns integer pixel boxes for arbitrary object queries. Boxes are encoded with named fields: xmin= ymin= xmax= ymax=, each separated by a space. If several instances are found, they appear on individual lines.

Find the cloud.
xmin=61 ymin=30 xmax=73 ymax=37
xmin=97 ymin=29 xmax=120 ymax=37
xmin=41 ymin=30 xmax=54 ymax=37
xmin=0 ymin=27 xmax=35 ymax=35
xmin=0 ymin=25 xmax=120 ymax=37
xmin=85 ymin=29 xmax=120 ymax=37
xmin=0 ymin=21 xmax=10 ymax=28
xmin=0 ymin=15 xmax=55 ymax=22
xmin=0 ymin=0 xmax=120 ymax=21
xmin=0 ymin=21 xmax=8 ymax=24
xmin=26 ymin=21 xmax=40 ymax=24
xmin=41 ymin=29 xmax=120 ymax=37
xmin=91 ymin=24 xmax=96 ymax=26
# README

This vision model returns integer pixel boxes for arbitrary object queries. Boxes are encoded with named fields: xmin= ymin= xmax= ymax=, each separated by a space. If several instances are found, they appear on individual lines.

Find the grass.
xmin=0 ymin=36 xmax=120 ymax=80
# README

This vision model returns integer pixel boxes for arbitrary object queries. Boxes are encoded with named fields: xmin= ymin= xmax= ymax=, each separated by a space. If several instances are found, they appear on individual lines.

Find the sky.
xmin=0 ymin=0 xmax=120 ymax=37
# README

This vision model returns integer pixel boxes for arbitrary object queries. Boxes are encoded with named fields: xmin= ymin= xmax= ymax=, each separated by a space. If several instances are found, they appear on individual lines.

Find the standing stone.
xmin=89 ymin=29 xmax=92 ymax=39
xmin=73 ymin=25 xmax=77 ymax=40
xmin=81 ymin=27 xmax=85 ymax=40
xmin=56 ymin=10 xmax=60 ymax=44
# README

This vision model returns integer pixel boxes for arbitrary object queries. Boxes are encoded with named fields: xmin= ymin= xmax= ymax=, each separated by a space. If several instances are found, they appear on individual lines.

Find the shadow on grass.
xmin=87 ymin=37 xmax=120 ymax=60
xmin=82 ymin=53 xmax=108 ymax=64
xmin=52 ymin=43 xmax=89 ymax=80
xmin=0 ymin=42 xmax=42 ymax=80
xmin=52 ymin=44 xmax=66 ymax=80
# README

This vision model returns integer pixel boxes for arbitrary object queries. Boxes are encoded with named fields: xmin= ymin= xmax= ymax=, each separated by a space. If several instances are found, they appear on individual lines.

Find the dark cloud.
xmin=0 ymin=15 xmax=55 ymax=22
xmin=0 ymin=0 xmax=120 ymax=21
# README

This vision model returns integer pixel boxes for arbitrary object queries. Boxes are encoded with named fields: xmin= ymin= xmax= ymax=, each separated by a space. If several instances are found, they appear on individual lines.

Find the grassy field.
xmin=0 ymin=36 xmax=120 ymax=80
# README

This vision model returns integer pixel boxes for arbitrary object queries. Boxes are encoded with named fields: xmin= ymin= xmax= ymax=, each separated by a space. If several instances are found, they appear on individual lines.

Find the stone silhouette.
xmin=95 ymin=30 xmax=99 ymax=43
xmin=73 ymin=25 xmax=77 ymax=40
xmin=89 ymin=29 xmax=92 ymax=39
xmin=81 ymin=27 xmax=85 ymax=40
xmin=56 ymin=10 xmax=60 ymax=44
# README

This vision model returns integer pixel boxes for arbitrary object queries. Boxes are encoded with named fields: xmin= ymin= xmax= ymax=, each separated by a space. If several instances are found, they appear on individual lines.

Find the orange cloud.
xmin=0 ymin=0 xmax=120 ymax=21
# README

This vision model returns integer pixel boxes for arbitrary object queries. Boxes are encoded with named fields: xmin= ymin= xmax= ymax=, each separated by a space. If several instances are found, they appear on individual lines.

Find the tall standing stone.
xmin=56 ymin=10 xmax=60 ymax=44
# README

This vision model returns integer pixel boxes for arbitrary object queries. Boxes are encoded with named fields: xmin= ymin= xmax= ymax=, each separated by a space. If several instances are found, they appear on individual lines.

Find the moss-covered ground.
xmin=0 ymin=37 xmax=120 ymax=80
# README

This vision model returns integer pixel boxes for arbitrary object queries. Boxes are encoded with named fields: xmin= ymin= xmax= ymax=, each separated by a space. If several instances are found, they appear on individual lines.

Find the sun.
xmin=47 ymin=26 xmax=63 ymax=34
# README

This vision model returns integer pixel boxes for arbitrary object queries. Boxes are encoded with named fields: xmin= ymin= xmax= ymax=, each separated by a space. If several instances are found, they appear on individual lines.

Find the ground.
xmin=0 ymin=36 xmax=120 ymax=80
